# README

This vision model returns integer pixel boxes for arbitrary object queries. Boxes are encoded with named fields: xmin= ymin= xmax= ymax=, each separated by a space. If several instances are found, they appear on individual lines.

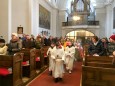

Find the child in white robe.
xmin=47 ymin=42 xmax=55 ymax=75
xmin=65 ymin=42 xmax=75 ymax=73
xmin=51 ymin=42 xmax=65 ymax=83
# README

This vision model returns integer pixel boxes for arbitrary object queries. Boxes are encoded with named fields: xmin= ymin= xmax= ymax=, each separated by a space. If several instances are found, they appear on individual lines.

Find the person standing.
xmin=65 ymin=42 xmax=75 ymax=74
xmin=47 ymin=42 xmax=55 ymax=75
xmin=51 ymin=42 xmax=65 ymax=83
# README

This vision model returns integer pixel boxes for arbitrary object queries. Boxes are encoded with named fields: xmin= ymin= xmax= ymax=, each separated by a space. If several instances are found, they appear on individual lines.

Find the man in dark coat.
xmin=88 ymin=36 xmax=105 ymax=56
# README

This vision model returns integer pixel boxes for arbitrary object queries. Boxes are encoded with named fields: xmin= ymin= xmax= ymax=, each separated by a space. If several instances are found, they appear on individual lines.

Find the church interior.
xmin=0 ymin=0 xmax=115 ymax=86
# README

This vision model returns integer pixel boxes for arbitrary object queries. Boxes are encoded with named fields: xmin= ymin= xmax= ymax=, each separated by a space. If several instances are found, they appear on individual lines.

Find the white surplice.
xmin=51 ymin=46 xmax=65 ymax=78
xmin=47 ymin=47 xmax=55 ymax=71
xmin=65 ymin=46 xmax=75 ymax=71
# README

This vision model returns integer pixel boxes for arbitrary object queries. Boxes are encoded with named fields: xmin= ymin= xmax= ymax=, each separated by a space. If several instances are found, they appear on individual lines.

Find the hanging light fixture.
xmin=73 ymin=15 xmax=80 ymax=21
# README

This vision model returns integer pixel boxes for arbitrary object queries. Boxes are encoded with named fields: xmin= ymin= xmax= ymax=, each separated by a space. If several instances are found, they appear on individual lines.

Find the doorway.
xmin=66 ymin=30 xmax=94 ymax=45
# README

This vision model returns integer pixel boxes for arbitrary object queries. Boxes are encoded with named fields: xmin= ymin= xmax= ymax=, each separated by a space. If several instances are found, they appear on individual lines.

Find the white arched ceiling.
xmin=56 ymin=0 xmax=113 ymax=10
xmin=56 ymin=0 xmax=67 ymax=10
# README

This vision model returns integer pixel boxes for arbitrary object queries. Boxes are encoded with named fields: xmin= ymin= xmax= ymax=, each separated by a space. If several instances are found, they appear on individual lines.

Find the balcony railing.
xmin=62 ymin=21 xmax=99 ymax=26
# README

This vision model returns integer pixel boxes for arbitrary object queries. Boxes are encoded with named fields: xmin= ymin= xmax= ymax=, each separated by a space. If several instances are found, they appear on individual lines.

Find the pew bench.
xmin=83 ymin=56 xmax=115 ymax=68
xmin=0 ymin=53 xmax=23 ymax=86
xmin=82 ymin=56 xmax=115 ymax=86
xmin=82 ymin=66 xmax=115 ymax=86
xmin=35 ymin=49 xmax=42 ymax=69
xmin=20 ymin=48 xmax=36 ymax=78
xmin=41 ymin=46 xmax=49 ymax=66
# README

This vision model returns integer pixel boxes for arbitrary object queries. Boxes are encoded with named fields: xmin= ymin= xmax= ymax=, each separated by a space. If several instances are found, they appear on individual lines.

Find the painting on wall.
xmin=113 ymin=7 xmax=115 ymax=29
xmin=39 ymin=4 xmax=50 ymax=29
xmin=17 ymin=27 xmax=23 ymax=34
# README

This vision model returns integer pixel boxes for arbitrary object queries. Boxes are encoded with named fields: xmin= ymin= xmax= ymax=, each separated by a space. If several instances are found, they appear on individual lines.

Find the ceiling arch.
xmin=55 ymin=0 xmax=114 ymax=10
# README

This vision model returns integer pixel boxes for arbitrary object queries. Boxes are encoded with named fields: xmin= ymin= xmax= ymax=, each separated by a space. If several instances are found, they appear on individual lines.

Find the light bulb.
xmin=73 ymin=16 xmax=80 ymax=21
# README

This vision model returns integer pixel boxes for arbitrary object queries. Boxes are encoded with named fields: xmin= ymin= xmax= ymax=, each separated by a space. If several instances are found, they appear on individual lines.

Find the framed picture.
xmin=17 ymin=27 xmax=23 ymax=34
xmin=39 ymin=4 xmax=50 ymax=29
xmin=113 ymin=7 xmax=115 ymax=29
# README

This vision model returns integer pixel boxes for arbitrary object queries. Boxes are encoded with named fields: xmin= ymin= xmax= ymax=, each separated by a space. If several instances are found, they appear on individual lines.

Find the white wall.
xmin=12 ymin=0 xmax=30 ymax=35
xmin=0 ymin=0 xmax=31 ymax=42
xmin=95 ymin=7 xmax=106 ymax=38
xmin=59 ymin=10 xmax=67 ymax=37
xmin=0 ymin=0 xmax=9 ymax=43
xmin=105 ymin=0 xmax=115 ymax=38
xmin=31 ymin=0 xmax=58 ymax=38
xmin=0 ymin=0 xmax=58 ymax=42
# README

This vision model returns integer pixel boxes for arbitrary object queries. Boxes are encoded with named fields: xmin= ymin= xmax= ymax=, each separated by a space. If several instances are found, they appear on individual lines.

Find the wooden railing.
xmin=62 ymin=21 xmax=99 ymax=26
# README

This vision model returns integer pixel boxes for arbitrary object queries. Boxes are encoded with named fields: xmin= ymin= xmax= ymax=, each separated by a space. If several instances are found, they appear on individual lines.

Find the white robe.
xmin=65 ymin=46 xmax=75 ymax=70
xmin=51 ymin=46 xmax=65 ymax=78
xmin=47 ymin=47 xmax=55 ymax=71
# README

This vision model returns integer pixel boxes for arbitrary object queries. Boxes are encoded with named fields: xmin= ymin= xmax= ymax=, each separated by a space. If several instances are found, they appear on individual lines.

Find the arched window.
xmin=66 ymin=30 xmax=94 ymax=45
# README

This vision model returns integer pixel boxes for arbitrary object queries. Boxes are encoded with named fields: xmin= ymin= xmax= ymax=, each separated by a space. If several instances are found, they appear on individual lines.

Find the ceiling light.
xmin=73 ymin=16 xmax=80 ymax=21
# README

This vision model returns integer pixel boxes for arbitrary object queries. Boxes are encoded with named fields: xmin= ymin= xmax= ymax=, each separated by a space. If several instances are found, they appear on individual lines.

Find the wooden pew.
xmin=82 ymin=66 xmax=115 ymax=86
xmin=82 ymin=56 xmax=115 ymax=86
xmin=20 ymin=48 xmax=36 ymax=78
xmin=35 ymin=49 xmax=42 ymax=69
xmin=83 ymin=56 xmax=115 ymax=68
xmin=83 ymin=44 xmax=90 ymax=56
xmin=41 ymin=46 xmax=49 ymax=65
xmin=0 ymin=53 xmax=23 ymax=86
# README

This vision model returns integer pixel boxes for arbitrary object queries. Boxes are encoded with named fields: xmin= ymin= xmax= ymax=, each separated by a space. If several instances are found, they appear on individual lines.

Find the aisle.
xmin=27 ymin=62 xmax=82 ymax=86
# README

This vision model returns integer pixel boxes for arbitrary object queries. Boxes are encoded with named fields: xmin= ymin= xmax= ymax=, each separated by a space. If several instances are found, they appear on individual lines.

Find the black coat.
xmin=88 ymin=41 xmax=105 ymax=56
xmin=107 ymin=42 xmax=115 ymax=55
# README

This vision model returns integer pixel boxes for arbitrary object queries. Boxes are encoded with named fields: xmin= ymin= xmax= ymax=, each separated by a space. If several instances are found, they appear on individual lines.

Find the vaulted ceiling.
xmin=56 ymin=0 xmax=114 ymax=10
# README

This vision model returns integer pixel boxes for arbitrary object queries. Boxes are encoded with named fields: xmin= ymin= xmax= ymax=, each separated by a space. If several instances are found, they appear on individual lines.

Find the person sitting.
xmin=107 ymin=34 xmax=115 ymax=57
xmin=0 ymin=38 xmax=8 ymax=55
xmin=7 ymin=33 xmax=22 ymax=55
xmin=101 ymin=37 xmax=109 ymax=56
xmin=88 ymin=36 xmax=105 ymax=56
xmin=22 ymin=35 xmax=34 ymax=49
xmin=35 ymin=35 xmax=42 ymax=49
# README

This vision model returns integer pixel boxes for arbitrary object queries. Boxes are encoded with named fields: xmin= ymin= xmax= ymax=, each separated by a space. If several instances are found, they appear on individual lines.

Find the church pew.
xmin=82 ymin=56 xmax=115 ymax=86
xmin=83 ymin=44 xmax=90 ymax=56
xmin=20 ymin=48 xmax=36 ymax=78
xmin=41 ymin=46 xmax=49 ymax=65
xmin=35 ymin=49 xmax=42 ymax=69
xmin=0 ymin=53 xmax=23 ymax=86
xmin=83 ymin=56 xmax=115 ymax=68
xmin=82 ymin=66 xmax=115 ymax=86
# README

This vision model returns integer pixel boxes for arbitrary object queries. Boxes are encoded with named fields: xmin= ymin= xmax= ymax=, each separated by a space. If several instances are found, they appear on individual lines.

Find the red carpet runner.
xmin=27 ymin=62 xmax=82 ymax=86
